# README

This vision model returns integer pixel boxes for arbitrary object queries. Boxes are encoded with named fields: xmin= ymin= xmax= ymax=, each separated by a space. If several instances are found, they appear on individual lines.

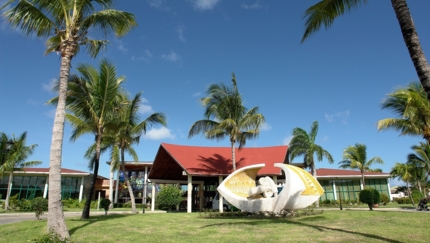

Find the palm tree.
xmin=49 ymin=59 xmax=128 ymax=219
xmin=391 ymin=162 xmax=416 ymax=205
xmin=2 ymin=0 xmax=136 ymax=237
xmin=377 ymin=82 xmax=430 ymax=143
xmin=301 ymin=0 xmax=430 ymax=102
xmin=0 ymin=132 xmax=41 ymax=210
xmin=289 ymin=120 xmax=334 ymax=179
xmin=188 ymin=73 xmax=265 ymax=171
xmin=406 ymin=142 xmax=430 ymax=195
xmin=114 ymin=93 xmax=167 ymax=213
xmin=339 ymin=143 xmax=384 ymax=188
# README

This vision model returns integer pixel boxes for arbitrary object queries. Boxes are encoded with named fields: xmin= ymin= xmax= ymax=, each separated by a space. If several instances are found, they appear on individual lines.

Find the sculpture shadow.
xmin=188 ymin=154 xmax=245 ymax=174
xmin=200 ymin=212 xmax=401 ymax=243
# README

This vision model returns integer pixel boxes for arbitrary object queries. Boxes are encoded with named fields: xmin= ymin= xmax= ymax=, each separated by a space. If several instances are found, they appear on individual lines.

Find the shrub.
xmin=359 ymin=188 xmax=380 ymax=210
xmin=18 ymin=199 xmax=33 ymax=212
xmin=156 ymin=185 xmax=183 ymax=211
xmin=32 ymin=197 xmax=48 ymax=220
xmin=99 ymin=198 xmax=111 ymax=215
xmin=380 ymin=193 xmax=390 ymax=205
xmin=395 ymin=197 xmax=411 ymax=204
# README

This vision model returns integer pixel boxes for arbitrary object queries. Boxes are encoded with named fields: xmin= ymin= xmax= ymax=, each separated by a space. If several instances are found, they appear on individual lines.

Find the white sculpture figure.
xmin=248 ymin=176 xmax=278 ymax=198
xmin=217 ymin=163 xmax=324 ymax=213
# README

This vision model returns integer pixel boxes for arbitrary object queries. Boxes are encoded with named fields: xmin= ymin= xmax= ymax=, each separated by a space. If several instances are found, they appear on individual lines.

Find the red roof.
xmin=16 ymin=168 xmax=108 ymax=180
xmin=149 ymin=143 xmax=289 ymax=180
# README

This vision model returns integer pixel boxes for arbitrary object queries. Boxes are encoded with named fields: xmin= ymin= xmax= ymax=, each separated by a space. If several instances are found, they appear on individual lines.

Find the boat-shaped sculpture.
xmin=217 ymin=163 xmax=324 ymax=213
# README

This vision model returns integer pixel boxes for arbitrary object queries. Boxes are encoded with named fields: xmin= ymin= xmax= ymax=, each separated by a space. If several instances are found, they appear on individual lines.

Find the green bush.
xmin=380 ymin=193 xmax=390 ymax=204
xmin=156 ymin=186 xmax=183 ymax=211
xmin=99 ymin=198 xmax=111 ymax=215
xmin=18 ymin=199 xmax=33 ymax=212
xmin=411 ymin=190 xmax=423 ymax=202
xmin=395 ymin=197 xmax=412 ymax=204
xmin=62 ymin=198 xmax=81 ymax=208
xmin=359 ymin=188 xmax=380 ymax=210
xmin=32 ymin=197 xmax=48 ymax=220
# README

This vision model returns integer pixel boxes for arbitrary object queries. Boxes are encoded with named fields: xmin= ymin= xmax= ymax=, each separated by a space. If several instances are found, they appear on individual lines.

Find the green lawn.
xmin=0 ymin=209 xmax=428 ymax=243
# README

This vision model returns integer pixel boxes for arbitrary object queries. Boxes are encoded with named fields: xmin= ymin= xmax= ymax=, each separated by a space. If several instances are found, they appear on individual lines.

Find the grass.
xmin=0 ymin=209 xmax=428 ymax=243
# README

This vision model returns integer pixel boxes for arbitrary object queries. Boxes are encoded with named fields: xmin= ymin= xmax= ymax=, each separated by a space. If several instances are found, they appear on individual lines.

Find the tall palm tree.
xmin=391 ymin=162 xmax=416 ymax=205
xmin=377 ymin=82 xmax=430 ymax=143
xmin=0 ymin=132 xmax=41 ymax=210
xmin=2 ymin=0 xmax=136 ymax=237
xmin=289 ymin=120 xmax=334 ymax=179
xmin=189 ymin=73 xmax=265 ymax=171
xmin=113 ymin=93 xmax=167 ymax=213
xmin=49 ymin=59 xmax=128 ymax=219
xmin=407 ymin=142 xmax=430 ymax=195
xmin=339 ymin=143 xmax=384 ymax=188
xmin=301 ymin=0 xmax=430 ymax=102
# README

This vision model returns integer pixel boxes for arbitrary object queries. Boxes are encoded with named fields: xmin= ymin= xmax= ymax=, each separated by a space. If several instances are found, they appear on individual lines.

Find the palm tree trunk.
xmin=81 ymin=134 xmax=102 ymax=219
xmin=121 ymin=150 xmax=136 ymax=213
xmin=109 ymin=159 xmax=115 ymax=209
xmin=311 ymin=162 xmax=320 ymax=208
xmin=391 ymin=0 xmax=430 ymax=102
xmin=406 ymin=181 xmax=415 ymax=206
xmin=5 ymin=173 xmax=13 ymax=210
xmin=47 ymin=52 xmax=72 ymax=239
xmin=361 ymin=172 xmax=366 ymax=188
xmin=231 ymin=142 xmax=236 ymax=171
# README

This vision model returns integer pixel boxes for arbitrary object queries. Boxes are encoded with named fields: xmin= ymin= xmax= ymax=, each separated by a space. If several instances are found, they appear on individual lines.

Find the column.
xmin=360 ymin=179 xmax=364 ymax=190
xmin=114 ymin=170 xmax=119 ymax=203
xmin=219 ymin=176 xmax=224 ymax=213
xmin=176 ymin=183 xmax=180 ymax=211
xmin=143 ymin=166 xmax=148 ymax=206
xmin=151 ymin=182 xmax=156 ymax=211
xmin=387 ymin=178 xmax=392 ymax=201
xmin=43 ymin=176 xmax=48 ymax=198
xmin=79 ymin=176 xmax=85 ymax=202
xmin=333 ymin=180 xmax=337 ymax=200
xmin=187 ymin=175 xmax=192 ymax=213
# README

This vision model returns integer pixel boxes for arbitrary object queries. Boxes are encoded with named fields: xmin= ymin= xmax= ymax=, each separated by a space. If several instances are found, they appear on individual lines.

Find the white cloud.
xmin=115 ymin=40 xmax=128 ymax=52
xmin=282 ymin=135 xmax=293 ymax=145
xmin=161 ymin=51 xmax=180 ymax=62
xmin=260 ymin=122 xmax=272 ymax=131
xmin=27 ymin=99 xmax=38 ymax=106
xmin=143 ymin=127 xmax=175 ymax=140
xmin=325 ymin=109 xmax=350 ymax=124
xmin=192 ymin=91 xmax=202 ymax=97
xmin=132 ymin=50 xmax=153 ymax=62
xmin=190 ymin=0 xmax=220 ymax=11
xmin=242 ymin=1 xmax=262 ymax=10
xmin=42 ymin=79 xmax=57 ymax=92
xmin=176 ymin=25 xmax=186 ymax=42
xmin=147 ymin=0 xmax=169 ymax=10
xmin=45 ymin=108 xmax=56 ymax=119
xmin=138 ymin=97 xmax=155 ymax=115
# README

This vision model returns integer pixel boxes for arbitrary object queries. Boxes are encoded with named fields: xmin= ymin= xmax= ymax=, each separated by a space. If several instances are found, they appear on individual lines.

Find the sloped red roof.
xmin=149 ymin=143 xmax=289 ymax=180
xmin=316 ymin=168 xmax=390 ymax=178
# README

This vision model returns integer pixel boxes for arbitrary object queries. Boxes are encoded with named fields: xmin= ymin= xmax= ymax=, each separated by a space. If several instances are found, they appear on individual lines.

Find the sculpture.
xmin=217 ymin=163 xmax=324 ymax=213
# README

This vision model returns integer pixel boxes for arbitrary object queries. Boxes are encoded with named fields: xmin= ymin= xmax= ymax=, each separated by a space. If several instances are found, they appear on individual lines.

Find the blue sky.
xmin=1 ymin=0 xmax=429 ymax=186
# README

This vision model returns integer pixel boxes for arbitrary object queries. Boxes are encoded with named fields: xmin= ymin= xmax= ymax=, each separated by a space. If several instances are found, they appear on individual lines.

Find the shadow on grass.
xmin=68 ymin=214 xmax=133 ymax=236
xmin=200 ymin=212 xmax=401 ymax=243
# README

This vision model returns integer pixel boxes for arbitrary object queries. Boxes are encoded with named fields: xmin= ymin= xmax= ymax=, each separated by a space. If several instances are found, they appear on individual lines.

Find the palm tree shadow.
xmin=201 ymin=215 xmax=401 ymax=243
xmin=68 ymin=214 xmax=131 ymax=236
xmin=188 ymin=154 xmax=245 ymax=174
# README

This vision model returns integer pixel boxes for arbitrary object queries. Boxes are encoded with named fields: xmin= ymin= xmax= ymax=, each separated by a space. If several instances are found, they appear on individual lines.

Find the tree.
xmin=339 ymin=143 xmax=384 ymax=188
xmin=359 ymin=188 xmax=380 ymax=211
xmin=377 ymin=82 xmax=430 ymax=143
xmin=114 ymin=93 xmax=166 ymax=213
xmin=49 ymin=59 xmax=128 ymax=219
xmin=189 ymin=73 xmax=265 ymax=171
xmin=289 ymin=121 xmax=334 ymax=179
xmin=0 ymin=132 xmax=41 ymax=210
xmin=301 ymin=0 xmax=430 ymax=103
xmin=156 ymin=185 xmax=183 ymax=211
xmin=391 ymin=162 xmax=416 ymax=205
xmin=406 ymin=142 xmax=430 ymax=195
xmin=2 ymin=0 xmax=136 ymax=238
